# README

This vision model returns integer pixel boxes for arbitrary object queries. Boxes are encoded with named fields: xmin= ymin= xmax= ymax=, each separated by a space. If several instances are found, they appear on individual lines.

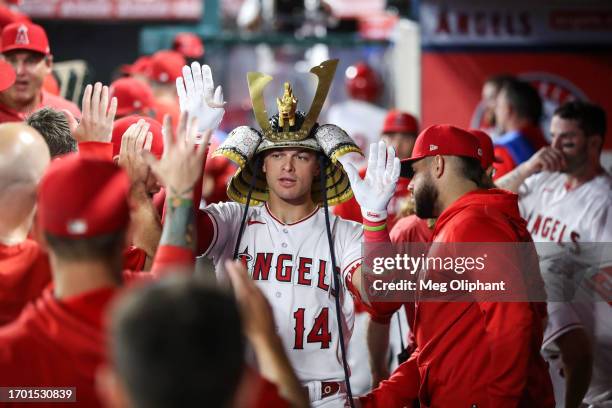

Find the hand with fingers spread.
xmin=176 ymin=61 xmax=225 ymax=134
xmin=68 ymin=82 xmax=118 ymax=143
xmin=144 ymin=112 xmax=211 ymax=199
xmin=118 ymin=119 xmax=153 ymax=185
xmin=341 ymin=140 xmax=401 ymax=221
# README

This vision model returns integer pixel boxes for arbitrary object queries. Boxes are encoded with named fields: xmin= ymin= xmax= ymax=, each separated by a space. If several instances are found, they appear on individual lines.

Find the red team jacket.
xmin=360 ymin=189 xmax=555 ymax=408
xmin=0 ymin=240 xmax=51 ymax=326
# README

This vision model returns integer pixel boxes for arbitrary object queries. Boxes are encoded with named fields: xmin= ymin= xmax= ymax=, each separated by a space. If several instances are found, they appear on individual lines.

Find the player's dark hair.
xmin=26 ymin=107 xmax=76 ymax=158
xmin=456 ymin=156 xmax=486 ymax=187
xmin=44 ymin=231 xmax=125 ymax=262
xmin=501 ymin=79 xmax=542 ymax=124
xmin=554 ymin=101 xmax=606 ymax=142
xmin=110 ymin=276 xmax=245 ymax=408
xmin=485 ymin=74 xmax=515 ymax=91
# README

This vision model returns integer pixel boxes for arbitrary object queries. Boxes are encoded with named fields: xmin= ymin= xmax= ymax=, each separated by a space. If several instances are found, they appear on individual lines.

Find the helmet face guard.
xmin=214 ymin=59 xmax=363 ymax=206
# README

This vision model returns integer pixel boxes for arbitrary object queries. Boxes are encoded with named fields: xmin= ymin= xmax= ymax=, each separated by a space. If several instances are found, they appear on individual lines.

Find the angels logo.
xmin=15 ymin=24 xmax=29 ymax=46
xmin=471 ymin=72 xmax=588 ymax=142
xmin=237 ymin=247 xmax=253 ymax=270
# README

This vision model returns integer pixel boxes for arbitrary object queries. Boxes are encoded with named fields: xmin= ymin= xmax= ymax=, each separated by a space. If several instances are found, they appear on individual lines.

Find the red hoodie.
xmin=0 ymin=287 xmax=116 ymax=408
xmin=360 ymin=189 xmax=554 ymax=408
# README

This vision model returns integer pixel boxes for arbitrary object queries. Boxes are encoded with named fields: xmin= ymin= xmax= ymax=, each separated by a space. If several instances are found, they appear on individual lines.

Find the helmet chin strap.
xmin=319 ymin=154 xmax=355 ymax=408
xmin=233 ymin=156 xmax=261 ymax=259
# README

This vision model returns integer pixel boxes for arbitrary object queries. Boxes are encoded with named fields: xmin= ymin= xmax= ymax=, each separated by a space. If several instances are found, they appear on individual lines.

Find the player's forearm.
xmin=494 ymin=162 xmax=533 ymax=192
xmin=367 ymin=319 xmax=391 ymax=386
xmin=160 ymin=195 xmax=196 ymax=251
xmin=251 ymin=335 xmax=309 ymax=408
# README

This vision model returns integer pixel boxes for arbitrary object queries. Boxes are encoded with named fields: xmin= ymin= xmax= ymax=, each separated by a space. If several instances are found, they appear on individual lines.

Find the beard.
xmin=414 ymin=177 xmax=439 ymax=219
xmin=561 ymin=144 xmax=588 ymax=174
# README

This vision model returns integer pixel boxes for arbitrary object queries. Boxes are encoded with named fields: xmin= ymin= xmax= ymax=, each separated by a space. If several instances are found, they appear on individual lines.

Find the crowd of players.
xmin=0 ymin=3 xmax=610 ymax=407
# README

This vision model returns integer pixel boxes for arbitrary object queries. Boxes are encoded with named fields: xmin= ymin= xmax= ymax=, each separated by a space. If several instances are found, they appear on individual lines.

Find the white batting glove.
xmin=340 ymin=141 xmax=401 ymax=223
xmin=176 ymin=61 xmax=225 ymax=134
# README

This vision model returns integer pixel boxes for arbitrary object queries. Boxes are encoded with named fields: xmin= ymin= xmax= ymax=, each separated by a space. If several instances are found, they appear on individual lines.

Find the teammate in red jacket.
xmin=347 ymin=125 xmax=554 ymax=407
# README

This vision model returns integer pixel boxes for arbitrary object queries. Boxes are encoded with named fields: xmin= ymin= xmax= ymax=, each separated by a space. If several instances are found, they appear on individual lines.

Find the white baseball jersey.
xmin=203 ymin=201 xmax=363 ymax=384
xmin=326 ymin=100 xmax=386 ymax=167
xmin=519 ymin=170 xmax=612 ymax=406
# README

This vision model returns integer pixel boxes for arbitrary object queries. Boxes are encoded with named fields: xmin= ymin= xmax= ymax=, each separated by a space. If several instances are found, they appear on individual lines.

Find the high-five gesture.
xmin=118 ymin=119 xmax=152 ymax=184
xmin=176 ymin=61 xmax=225 ymax=133
xmin=144 ymin=112 xmax=211 ymax=199
xmin=341 ymin=141 xmax=401 ymax=221
xmin=66 ymin=82 xmax=117 ymax=143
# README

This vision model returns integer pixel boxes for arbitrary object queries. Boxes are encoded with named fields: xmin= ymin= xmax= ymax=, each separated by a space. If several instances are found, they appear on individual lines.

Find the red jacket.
xmin=0 ymin=240 xmax=51 ymax=326
xmin=360 ymin=189 xmax=554 ymax=408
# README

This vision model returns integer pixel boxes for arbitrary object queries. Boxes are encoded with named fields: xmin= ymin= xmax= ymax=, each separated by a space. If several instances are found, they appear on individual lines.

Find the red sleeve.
xmin=123 ymin=245 xmax=194 ymax=283
xmin=333 ymin=196 xmax=362 ymax=224
xmin=359 ymin=352 xmax=420 ymax=408
xmin=122 ymin=246 xmax=147 ymax=271
xmin=493 ymin=147 xmax=517 ymax=180
xmin=78 ymin=142 xmax=114 ymax=161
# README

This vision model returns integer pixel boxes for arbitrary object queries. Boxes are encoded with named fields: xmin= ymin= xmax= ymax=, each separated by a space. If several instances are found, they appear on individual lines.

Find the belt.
xmin=303 ymin=381 xmax=343 ymax=400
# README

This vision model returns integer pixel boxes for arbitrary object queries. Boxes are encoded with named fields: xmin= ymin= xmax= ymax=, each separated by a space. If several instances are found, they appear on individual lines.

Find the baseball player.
xmin=326 ymin=62 xmax=387 ymax=167
xmin=496 ymin=101 xmax=612 ymax=407
xmin=176 ymin=60 xmax=400 ymax=407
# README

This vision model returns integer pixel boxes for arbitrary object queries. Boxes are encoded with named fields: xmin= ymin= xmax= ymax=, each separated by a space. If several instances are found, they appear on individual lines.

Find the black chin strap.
xmin=319 ymin=156 xmax=356 ymax=408
xmin=233 ymin=156 xmax=261 ymax=259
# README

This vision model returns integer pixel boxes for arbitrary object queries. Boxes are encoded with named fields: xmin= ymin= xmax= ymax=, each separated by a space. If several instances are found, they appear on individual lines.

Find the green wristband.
xmin=363 ymin=223 xmax=387 ymax=232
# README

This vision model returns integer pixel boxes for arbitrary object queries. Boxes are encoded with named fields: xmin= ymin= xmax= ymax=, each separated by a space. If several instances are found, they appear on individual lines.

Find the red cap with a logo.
xmin=468 ymin=128 xmax=502 ymax=170
xmin=173 ymin=32 xmax=204 ymax=59
xmin=37 ymin=154 xmax=130 ymax=237
xmin=111 ymin=115 xmax=164 ymax=159
xmin=146 ymin=50 xmax=185 ymax=84
xmin=110 ymin=77 xmax=155 ymax=117
xmin=1 ymin=22 xmax=50 ymax=54
xmin=400 ymin=124 xmax=482 ymax=178
xmin=382 ymin=110 xmax=419 ymax=134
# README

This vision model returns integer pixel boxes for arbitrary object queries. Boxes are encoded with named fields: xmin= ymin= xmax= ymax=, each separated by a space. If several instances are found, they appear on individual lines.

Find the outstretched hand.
xmin=341 ymin=141 xmax=401 ymax=220
xmin=176 ymin=61 xmax=225 ymax=133
xmin=118 ymin=119 xmax=152 ymax=185
xmin=67 ymin=82 xmax=117 ymax=143
xmin=144 ymin=112 xmax=210 ymax=199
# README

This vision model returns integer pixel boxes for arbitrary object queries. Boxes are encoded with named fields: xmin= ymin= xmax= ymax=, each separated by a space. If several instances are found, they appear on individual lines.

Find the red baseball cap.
xmin=173 ymin=32 xmax=204 ymax=59
xmin=382 ymin=110 xmax=419 ymax=134
xmin=37 ymin=154 xmax=130 ymax=237
xmin=0 ymin=59 xmax=15 ymax=91
xmin=400 ymin=124 xmax=482 ymax=178
xmin=110 ymin=77 xmax=155 ymax=117
xmin=121 ymin=55 xmax=151 ymax=76
xmin=146 ymin=50 xmax=185 ymax=84
xmin=111 ymin=115 xmax=164 ymax=159
xmin=468 ymin=128 xmax=502 ymax=170
xmin=1 ymin=22 xmax=50 ymax=55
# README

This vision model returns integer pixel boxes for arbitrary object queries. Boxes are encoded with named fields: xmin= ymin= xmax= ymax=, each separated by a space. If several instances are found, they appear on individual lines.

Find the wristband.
xmin=363 ymin=223 xmax=387 ymax=232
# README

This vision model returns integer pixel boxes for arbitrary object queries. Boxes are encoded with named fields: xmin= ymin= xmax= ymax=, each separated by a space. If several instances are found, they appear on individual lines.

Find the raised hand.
xmin=176 ymin=61 xmax=225 ymax=134
xmin=341 ymin=141 xmax=401 ymax=220
xmin=68 ymin=82 xmax=117 ymax=143
xmin=117 ymin=119 xmax=152 ymax=185
xmin=144 ymin=112 xmax=210 ymax=199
